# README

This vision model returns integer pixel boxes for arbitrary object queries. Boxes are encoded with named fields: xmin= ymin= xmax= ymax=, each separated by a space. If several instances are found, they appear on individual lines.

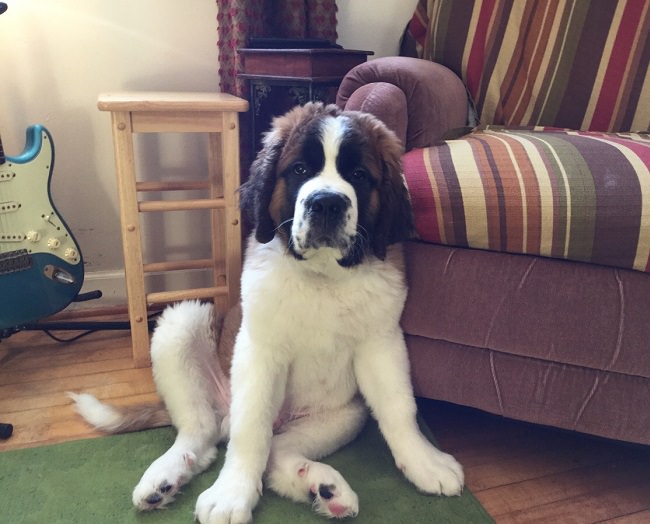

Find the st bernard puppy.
xmin=71 ymin=102 xmax=463 ymax=523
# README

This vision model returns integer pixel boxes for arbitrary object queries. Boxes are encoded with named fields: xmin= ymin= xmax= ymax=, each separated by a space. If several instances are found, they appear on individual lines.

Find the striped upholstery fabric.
xmin=403 ymin=129 xmax=650 ymax=272
xmin=406 ymin=0 xmax=650 ymax=132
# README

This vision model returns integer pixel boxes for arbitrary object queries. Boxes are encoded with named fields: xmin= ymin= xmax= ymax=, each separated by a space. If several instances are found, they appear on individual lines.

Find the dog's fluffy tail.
xmin=69 ymin=300 xmax=238 ymax=435
xmin=67 ymin=392 xmax=170 ymax=433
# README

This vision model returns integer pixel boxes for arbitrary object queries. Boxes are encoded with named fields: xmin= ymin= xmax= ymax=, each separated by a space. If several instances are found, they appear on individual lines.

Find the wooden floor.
xmin=2 ymin=323 xmax=649 ymax=523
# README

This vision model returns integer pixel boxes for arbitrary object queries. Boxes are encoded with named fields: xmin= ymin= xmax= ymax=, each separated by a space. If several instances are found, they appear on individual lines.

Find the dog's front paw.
xmin=194 ymin=470 xmax=261 ymax=524
xmin=398 ymin=440 xmax=464 ymax=496
xmin=303 ymin=462 xmax=359 ymax=519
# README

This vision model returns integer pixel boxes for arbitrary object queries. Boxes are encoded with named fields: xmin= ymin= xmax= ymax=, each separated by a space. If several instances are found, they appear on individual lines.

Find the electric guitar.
xmin=0 ymin=125 xmax=84 ymax=329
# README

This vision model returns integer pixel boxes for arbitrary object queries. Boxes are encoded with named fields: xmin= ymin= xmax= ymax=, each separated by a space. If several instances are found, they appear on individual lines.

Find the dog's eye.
xmin=292 ymin=162 xmax=309 ymax=177
xmin=350 ymin=168 xmax=367 ymax=181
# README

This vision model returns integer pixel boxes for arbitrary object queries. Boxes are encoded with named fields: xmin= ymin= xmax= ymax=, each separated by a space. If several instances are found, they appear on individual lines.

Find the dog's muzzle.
xmin=293 ymin=190 xmax=355 ymax=255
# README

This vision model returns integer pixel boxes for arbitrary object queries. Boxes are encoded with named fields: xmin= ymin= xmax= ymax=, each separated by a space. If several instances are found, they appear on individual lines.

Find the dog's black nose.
xmin=306 ymin=191 xmax=349 ymax=218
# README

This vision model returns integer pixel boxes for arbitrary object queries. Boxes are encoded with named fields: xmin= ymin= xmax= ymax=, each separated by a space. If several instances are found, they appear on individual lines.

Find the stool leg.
xmin=221 ymin=112 xmax=242 ymax=310
xmin=208 ymin=132 xmax=228 ymax=313
xmin=110 ymin=111 xmax=151 ymax=368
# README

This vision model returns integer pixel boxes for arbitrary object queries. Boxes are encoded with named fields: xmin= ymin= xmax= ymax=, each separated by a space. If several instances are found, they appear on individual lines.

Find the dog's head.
xmin=240 ymin=102 xmax=415 ymax=267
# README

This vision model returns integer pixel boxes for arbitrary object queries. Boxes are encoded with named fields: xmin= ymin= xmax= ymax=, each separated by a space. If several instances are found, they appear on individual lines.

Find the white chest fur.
xmin=238 ymin=236 xmax=407 ymax=410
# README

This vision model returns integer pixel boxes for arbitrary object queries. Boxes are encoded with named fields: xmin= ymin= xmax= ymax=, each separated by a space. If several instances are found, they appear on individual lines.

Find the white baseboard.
xmin=71 ymin=268 xmax=213 ymax=310
xmin=76 ymin=270 xmax=127 ymax=308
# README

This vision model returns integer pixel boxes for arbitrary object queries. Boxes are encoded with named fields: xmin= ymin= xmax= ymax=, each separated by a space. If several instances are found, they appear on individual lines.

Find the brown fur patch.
xmin=274 ymin=103 xmax=341 ymax=174
xmin=268 ymin=177 xmax=287 ymax=227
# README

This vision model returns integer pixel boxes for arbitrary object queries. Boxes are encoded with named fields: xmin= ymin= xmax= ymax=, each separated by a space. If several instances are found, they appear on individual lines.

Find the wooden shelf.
xmin=238 ymin=48 xmax=373 ymax=79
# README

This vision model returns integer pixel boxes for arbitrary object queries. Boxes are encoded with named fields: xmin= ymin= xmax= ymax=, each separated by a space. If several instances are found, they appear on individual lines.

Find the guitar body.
xmin=0 ymin=125 xmax=83 ymax=329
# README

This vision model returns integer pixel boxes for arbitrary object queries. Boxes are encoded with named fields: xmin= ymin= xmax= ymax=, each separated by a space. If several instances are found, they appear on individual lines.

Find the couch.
xmin=336 ymin=0 xmax=650 ymax=445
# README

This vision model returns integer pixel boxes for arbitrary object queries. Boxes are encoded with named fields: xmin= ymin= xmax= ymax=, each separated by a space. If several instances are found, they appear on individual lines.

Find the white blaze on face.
xmin=291 ymin=116 xmax=359 ymax=259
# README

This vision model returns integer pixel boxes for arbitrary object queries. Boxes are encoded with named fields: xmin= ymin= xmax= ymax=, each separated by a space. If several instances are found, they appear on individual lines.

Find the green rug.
xmin=0 ymin=420 xmax=493 ymax=524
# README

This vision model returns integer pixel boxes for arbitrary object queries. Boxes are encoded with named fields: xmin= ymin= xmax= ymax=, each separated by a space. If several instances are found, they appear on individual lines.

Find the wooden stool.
xmin=98 ymin=92 xmax=249 ymax=367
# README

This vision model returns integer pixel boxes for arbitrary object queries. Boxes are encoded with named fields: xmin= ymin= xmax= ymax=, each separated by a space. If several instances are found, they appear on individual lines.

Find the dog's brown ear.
xmin=240 ymin=128 xmax=284 ymax=244
xmin=369 ymin=120 xmax=417 ymax=259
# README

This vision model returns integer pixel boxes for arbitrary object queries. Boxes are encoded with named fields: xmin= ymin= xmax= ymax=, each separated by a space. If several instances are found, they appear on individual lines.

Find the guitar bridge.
xmin=0 ymin=249 xmax=33 ymax=275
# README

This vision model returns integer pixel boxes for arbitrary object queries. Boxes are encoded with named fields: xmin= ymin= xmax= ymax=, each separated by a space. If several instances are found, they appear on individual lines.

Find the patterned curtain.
xmin=216 ymin=0 xmax=338 ymax=96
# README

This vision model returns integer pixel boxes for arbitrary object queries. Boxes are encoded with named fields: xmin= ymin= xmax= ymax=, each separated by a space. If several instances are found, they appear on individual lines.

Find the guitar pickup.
xmin=0 ymin=170 xmax=16 ymax=181
xmin=0 ymin=233 xmax=25 ymax=242
xmin=0 ymin=201 xmax=20 ymax=213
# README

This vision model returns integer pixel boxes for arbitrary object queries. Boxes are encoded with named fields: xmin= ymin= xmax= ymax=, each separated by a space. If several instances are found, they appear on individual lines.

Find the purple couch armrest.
xmin=336 ymin=56 xmax=468 ymax=151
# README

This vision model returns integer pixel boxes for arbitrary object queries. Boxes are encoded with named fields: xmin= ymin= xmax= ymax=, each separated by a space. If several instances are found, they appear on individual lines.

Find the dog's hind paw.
xmin=303 ymin=462 xmax=359 ymax=519
xmin=133 ymin=445 xmax=217 ymax=510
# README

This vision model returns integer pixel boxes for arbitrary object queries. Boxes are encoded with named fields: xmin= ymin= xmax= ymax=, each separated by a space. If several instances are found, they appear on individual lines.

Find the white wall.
xmin=0 ymin=0 xmax=220 ymax=305
xmin=337 ymin=0 xmax=417 ymax=58
xmin=0 ymin=0 xmax=413 ymax=309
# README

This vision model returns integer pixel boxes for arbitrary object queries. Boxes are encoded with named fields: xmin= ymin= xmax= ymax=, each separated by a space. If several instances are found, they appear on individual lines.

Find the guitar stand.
xmin=0 ymin=290 xmax=158 ymax=341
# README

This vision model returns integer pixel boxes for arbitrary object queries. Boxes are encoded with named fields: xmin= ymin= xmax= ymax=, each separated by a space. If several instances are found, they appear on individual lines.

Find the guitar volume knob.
xmin=64 ymin=248 xmax=79 ymax=261
xmin=47 ymin=238 xmax=61 ymax=249
xmin=26 ymin=231 xmax=41 ymax=242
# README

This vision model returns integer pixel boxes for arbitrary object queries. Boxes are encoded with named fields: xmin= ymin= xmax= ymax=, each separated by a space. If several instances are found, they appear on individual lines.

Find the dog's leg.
xmin=133 ymin=302 xmax=227 ymax=511
xmin=194 ymin=331 xmax=287 ymax=524
xmin=266 ymin=397 xmax=367 ymax=519
xmin=354 ymin=330 xmax=464 ymax=496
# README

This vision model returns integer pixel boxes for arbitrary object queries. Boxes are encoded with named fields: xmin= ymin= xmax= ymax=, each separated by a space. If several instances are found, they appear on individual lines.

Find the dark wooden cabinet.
xmin=238 ymin=48 xmax=373 ymax=152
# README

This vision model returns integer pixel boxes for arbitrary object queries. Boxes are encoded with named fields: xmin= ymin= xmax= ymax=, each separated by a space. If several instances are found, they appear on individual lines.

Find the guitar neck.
xmin=0 ymin=135 xmax=4 ymax=164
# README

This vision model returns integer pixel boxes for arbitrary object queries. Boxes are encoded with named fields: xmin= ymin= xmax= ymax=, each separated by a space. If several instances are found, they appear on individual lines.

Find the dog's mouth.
xmin=291 ymin=228 xmax=354 ymax=258
xmin=303 ymin=231 xmax=352 ymax=252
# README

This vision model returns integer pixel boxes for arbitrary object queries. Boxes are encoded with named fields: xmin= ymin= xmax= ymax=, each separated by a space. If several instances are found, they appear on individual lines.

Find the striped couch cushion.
xmin=406 ymin=0 xmax=650 ymax=132
xmin=403 ymin=129 xmax=650 ymax=272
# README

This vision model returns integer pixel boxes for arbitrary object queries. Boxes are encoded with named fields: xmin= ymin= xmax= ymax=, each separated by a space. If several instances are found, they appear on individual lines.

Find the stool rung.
xmin=137 ymin=180 xmax=211 ymax=192
xmin=143 ymin=258 xmax=214 ymax=273
xmin=147 ymin=286 xmax=228 ymax=304
xmin=138 ymin=198 xmax=225 ymax=212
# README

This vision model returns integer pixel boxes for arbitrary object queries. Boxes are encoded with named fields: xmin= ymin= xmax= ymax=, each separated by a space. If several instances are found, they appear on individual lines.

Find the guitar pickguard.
xmin=0 ymin=125 xmax=84 ymax=328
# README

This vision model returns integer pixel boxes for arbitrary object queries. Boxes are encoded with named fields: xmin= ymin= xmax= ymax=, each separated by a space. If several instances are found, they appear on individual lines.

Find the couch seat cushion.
xmin=403 ymin=128 xmax=650 ymax=272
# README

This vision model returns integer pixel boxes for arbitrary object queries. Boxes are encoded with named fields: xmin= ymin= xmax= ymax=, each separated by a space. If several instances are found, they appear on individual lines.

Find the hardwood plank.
xmin=464 ymin=435 xmax=639 ymax=491
xmin=419 ymin=399 xmax=650 ymax=522
xmin=0 ymin=356 xmax=136 ymax=386
xmin=0 ymin=332 xmax=133 ymax=370
xmin=0 ymin=367 xmax=155 ymax=399
xmin=496 ymin=478 xmax=650 ymax=523
xmin=2 ymin=392 xmax=163 ymax=451
xmin=0 ymin=376 xmax=158 ymax=414
xmin=476 ymin=456 xmax=650 ymax=517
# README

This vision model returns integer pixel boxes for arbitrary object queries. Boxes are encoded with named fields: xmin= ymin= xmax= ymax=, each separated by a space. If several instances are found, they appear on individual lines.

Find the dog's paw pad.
xmin=133 ymin=479 xmax=182 ymax=511
xmin=145 ymin=493 xmax=164 ymax=506
xmin=137 ymin=480 xmax=178 ymax=510
xmin=306 ymin=464 xmax=358 ymax=519
xmin=317 ymin=484 xmax=336 ymax=500
xmin=310 ymin=483 xmax=358 ymax=518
